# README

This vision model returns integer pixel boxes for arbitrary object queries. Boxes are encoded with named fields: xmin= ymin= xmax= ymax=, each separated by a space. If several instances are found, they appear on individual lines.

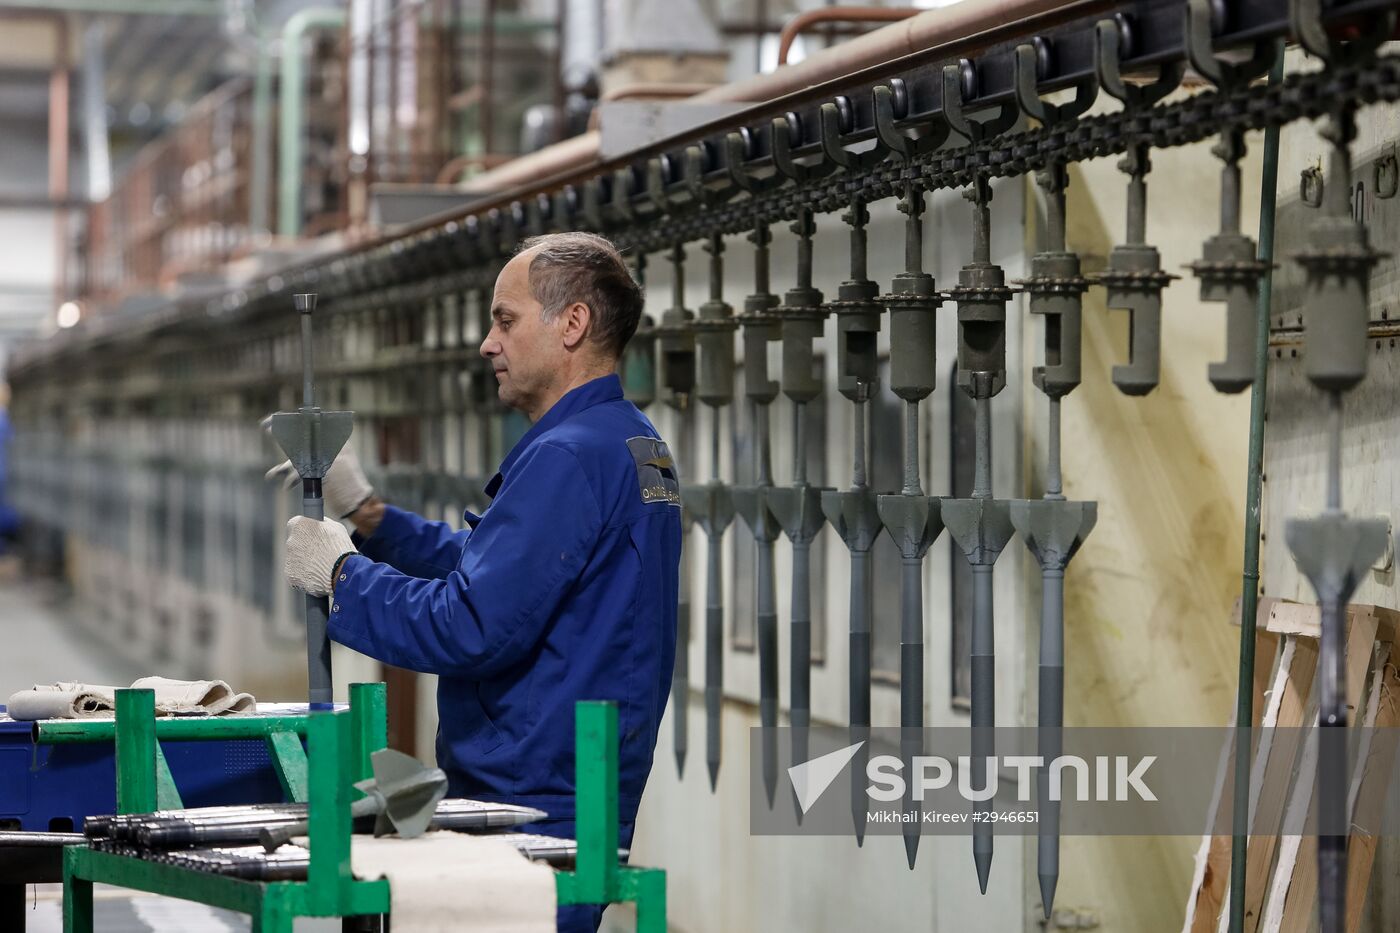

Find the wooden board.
xmin=1273 ymin=609 xmax=1381 ymax=933
xmin=1188 ymin=602 xmax=1397 ymax=933
xmin=1261 ymin=603 xmax=1398 ymax=648
xmin=1184 ymin=628 xmax=1281 ymax=933
xmin=1344 ymin=641 xmax=1400 ymax=931
xmin=1242 ymin=635 xmax=1320 ymax=933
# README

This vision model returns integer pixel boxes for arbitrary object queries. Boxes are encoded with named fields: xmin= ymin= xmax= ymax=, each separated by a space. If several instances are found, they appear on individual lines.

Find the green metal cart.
xmin=62 ymin=684 xmax=665 ymax=932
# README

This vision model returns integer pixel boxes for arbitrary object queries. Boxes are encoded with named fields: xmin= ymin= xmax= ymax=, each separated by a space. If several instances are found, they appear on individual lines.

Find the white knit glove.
xmin=284 ymin=516 xmax=357 ymax=597
xmin=263 ymin=416 xmax=375 ymax=519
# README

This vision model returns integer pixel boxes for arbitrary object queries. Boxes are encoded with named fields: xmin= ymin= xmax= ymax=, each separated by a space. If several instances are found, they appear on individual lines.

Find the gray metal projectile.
xmin=940 ymin=60 xmax=1019 ymax=893
xmin=1281 ymin=8 xmax=1394 ymax=920
xmin=261 ymin=748 xmax=448 ymax=851
xmin=267 ymin=293 xmax=353 ymax=709
xmin=680 ymin=227 xmax=739 ymax=787
xmin=1010 ymin=42 xmax=1100 ymax=915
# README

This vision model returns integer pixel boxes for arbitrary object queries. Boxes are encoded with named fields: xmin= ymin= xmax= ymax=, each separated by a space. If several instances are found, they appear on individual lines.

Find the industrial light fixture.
xmin=56 ymin=301 xmax=81 ymax=329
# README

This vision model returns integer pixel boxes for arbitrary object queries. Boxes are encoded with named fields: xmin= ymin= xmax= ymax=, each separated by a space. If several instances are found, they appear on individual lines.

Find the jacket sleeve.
xmin=352 ymin=505 xmax=472 ymax=580
xmin=327 ymin=442 xmax=603 ymax=677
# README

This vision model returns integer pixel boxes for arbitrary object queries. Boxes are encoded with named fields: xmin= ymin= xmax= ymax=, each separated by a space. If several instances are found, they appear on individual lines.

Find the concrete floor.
xmin=23 ymin=884 xmax=263 ymax=932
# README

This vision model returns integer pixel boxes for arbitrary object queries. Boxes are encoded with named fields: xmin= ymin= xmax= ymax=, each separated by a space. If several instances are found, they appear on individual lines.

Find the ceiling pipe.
xmin=777 ymin=6 xmax=921 ymax=67
xmin=455 ymin=0 xmax=1079 ymax=196
xmin=435 ymin=153 xmax=512 ymax=185
xmin=600 ymin=82 xmax=720 ymax=101
xmin=278 ymin=7 xmax=347 ymax=238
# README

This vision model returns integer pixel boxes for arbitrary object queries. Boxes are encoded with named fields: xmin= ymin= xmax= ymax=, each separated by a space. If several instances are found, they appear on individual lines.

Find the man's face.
xmin=480 ymin=249 xmax=567 ymax=417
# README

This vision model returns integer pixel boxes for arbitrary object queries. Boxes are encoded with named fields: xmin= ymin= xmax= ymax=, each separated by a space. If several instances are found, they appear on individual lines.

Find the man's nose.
xmin=480 ymin=334 xmax=499 ymax=359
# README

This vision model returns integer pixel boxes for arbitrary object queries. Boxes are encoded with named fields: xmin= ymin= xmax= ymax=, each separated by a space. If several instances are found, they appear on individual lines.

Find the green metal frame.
xmin=554 ymin=702 xmax=667 ymax=932
xmin=62 ymin=690 xmax=665 ymax=931
xmin=64 ymin=683 xmax=391 ymax=932
xmin=36 ymin=695 xmax=324 ymax=811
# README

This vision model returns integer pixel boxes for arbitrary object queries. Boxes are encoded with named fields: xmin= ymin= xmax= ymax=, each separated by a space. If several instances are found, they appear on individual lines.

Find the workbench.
xmin=0 ymin=692 xmax=321 ymax=930
xmin=58 ymin=686 xmax=665 ymax=931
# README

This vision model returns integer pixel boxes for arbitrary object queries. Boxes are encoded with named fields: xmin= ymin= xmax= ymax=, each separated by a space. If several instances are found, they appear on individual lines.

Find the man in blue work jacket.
xmin=279 ymin=232 xmax=681 ymax=932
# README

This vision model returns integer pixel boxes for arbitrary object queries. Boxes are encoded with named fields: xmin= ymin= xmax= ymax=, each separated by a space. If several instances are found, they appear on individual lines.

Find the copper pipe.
xmin=457 ymin=131 xmax=598 ymax=193
xmin=452 ymin=0 xmax=1085 ymax=197
xmin=600 ymin=83 xmax=720 ymax=102
xmin=777 ymin=6 xmax=920 ymax=66
xmin=435 ymin=153 xmax=512 ymax=185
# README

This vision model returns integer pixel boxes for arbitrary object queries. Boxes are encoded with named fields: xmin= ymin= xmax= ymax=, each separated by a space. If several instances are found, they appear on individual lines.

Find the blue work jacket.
xmin=328 ymin=374 xmax=681 ymax=823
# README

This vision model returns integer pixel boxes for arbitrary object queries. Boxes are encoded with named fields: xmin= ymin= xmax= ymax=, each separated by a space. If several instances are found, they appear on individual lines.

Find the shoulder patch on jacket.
xmin=626 ymin=436 xmax=681 ymax=506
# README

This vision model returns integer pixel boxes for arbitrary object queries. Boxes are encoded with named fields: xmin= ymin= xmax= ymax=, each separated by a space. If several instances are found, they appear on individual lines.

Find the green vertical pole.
xmin=249 ymin=30 xmax=274 ymax=236
xmin=574 ymin=701 xmax=619 ymax=903
xmin=349 ymin=682 xmax=388 ymax=784
xmin=307 ymin=710 xmax=352 ymax=914
xmin=267 ymin=731 xmax=311 ymax=803
xmin=62 ymin=850 xmax=93 ymax=933
xmin=114 ymin=688 xmax=157 ymax=815
xmin=154 ymin=746 xmax=183 ymax=810
xmin=278 ymin=8 xmax=346 ymax=238
xmin=633 ymin=870 xmax=668 ymax=933
xmin=1227 ymin=42 xmax=1285 ymax=933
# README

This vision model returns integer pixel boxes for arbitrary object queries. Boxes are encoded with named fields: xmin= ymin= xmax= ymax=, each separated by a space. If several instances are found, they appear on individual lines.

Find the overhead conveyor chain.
xmin=10 ymin=0 xmax=1400 ymax=369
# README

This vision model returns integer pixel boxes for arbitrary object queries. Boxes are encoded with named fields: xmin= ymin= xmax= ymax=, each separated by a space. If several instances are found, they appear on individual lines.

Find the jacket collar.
xmin=482 ymin=374 xmax=624 ymax=499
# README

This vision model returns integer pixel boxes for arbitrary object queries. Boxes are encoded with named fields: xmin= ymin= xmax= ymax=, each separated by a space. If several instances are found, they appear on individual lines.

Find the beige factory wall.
xmin=616 ymin=118 xmax=1259 ymax=932
xmin=1037 ymin=126 xmax=1260 ymax=930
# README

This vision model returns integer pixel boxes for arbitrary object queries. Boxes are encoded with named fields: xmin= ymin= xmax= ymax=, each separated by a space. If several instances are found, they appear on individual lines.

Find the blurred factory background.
xmin=1 ymin=1 xmax=1398 ymax=931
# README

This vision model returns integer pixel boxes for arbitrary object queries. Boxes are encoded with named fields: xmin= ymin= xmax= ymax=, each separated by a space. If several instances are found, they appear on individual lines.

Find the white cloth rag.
xmin=3 ymin=682 xmax=119 ymax=720
xmin=130 ymin=676 xmax=255 ymax=715
xmin=3 ymin=677 xmax=256 ymax=721
xmin=350 ymin=831 xmax=557 ymax=933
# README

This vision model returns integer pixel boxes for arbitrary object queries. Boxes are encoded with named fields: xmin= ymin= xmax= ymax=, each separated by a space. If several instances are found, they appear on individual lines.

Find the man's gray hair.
xmin=517 ymin=232 xmax=644 ymax=358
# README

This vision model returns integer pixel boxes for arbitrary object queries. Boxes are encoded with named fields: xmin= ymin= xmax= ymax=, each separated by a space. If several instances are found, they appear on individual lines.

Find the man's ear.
xmin=560 ymin=301 xmax=592 ymax=350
